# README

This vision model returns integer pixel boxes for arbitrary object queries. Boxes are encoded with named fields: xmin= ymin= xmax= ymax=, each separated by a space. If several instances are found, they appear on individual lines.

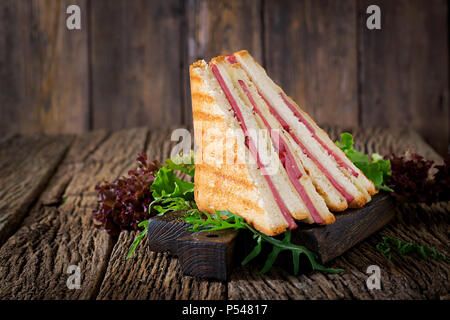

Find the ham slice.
xmin=257 ymin=90 xmax=355 ymax=204
xmin=210 ymin=63 xmax=298 ymax=230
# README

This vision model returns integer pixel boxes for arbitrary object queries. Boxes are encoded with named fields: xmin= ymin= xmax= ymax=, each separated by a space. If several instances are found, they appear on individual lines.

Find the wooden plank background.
xmin=0 ymin=0 xmax=448 ymax=155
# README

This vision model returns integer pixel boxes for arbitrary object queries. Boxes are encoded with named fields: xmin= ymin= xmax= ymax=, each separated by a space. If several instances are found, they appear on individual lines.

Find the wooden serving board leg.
xmin=147 ymin=211 xmax=239 ymax=281
xmin=177 ymin=229 xmax=239 ymax=281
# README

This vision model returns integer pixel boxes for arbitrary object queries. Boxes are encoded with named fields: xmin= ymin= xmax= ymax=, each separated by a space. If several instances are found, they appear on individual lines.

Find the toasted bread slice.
xmin=191 ymin=60 xmax=291 ymax=236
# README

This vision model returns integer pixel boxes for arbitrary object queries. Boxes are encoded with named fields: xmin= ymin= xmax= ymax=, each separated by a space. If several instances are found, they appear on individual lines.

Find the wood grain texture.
xmin=183 ymin=0 xmax=263 ymax=127
xmin=90 ymin=0 xmax=184 ymax=131
xmin=264 ymin=0 xmax=358 ymax=128
xmin=0 ymin=0 xmax=89 ymax=136
xmin=228 ymin=126 xmax=449 ymax=299
xmin=177 ymin=229 xmax=239 ymax=281
xmin=358 ymin=0 xmax=449 ymax=155
xmin=0 ymin=128 xmax=148 ymax=299
xmin=0 ymin=134 xmax=73 ymax=246
xmin=96 ymin=128 xmax=226 ymax=299
xmin=146 ymin=211 xmax=193 ymax=256
xmin=185 ymin=0 xmax=263 ymax=63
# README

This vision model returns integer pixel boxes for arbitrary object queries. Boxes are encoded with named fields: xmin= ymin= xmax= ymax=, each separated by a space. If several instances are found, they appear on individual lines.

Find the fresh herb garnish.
xmin=376 ymin=234 xmax=447 ymax=262
xmin=336 ymin=133 xmax=393 ymax=191
xmin=181 ymin=210 xmax=343 ymax=275
xmin=126 ymin=220 xmax=149 ymax=260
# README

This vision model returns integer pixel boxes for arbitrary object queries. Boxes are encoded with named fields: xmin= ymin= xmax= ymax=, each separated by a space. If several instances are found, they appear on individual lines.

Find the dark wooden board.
xmin=294 ymin=193 xmax=395 ymax=263
xmin=146 ymin=211 xmax=239 ymax=281
xmin=147 ymin=193 xmax=395 ymax=280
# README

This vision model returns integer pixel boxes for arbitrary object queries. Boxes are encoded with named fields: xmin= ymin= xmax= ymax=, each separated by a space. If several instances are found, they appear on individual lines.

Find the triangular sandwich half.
xmin=190 ymin=51 xmax=376 ymax=236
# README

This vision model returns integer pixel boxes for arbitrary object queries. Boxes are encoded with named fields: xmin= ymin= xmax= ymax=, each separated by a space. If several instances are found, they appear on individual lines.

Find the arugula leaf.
xmin=183 ymin=209 xmax=247 ymax=232
xmin=376 ymin=234 xmax=447 ymax=262
xmin=153 ymin=197 xmax=193 ymax=216
xmin=336 ymin=133 xmax=393 ymax=191
xmin=241 ymin=234 xmax=262 ymax=265
xmin=127 ymin=220 xmax=149 ymax=260
xmin=180 ymin=210 xmax=343 ymax=275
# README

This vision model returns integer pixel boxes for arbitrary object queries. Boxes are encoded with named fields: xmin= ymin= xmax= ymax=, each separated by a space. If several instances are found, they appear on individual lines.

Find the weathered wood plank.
xmin=0 ymin=0 xmax=89 ymax=136
xmin=97 ymin=128 xmax=226 ymax=299
xmin=0 ymin=134 xmax=73 ymax=246
xmin=228 ymin=128 xmax=449 ymax=299
xmin=264 ymin=0 xmax=358 ymax=128
xmin=358 ymin=0 xmax=449 ymax=155
xmin=96 ymin=232 xmax=226 ymax=300
xmin=90 ymin=0 xmax=183 ymax=131
xmin=183 ymin=0 xmax=263 ymax=127
xmin=0 ymin=128 xmax=148 ymax=299
xmin=64 ymin=128 xmax=149 ymax=196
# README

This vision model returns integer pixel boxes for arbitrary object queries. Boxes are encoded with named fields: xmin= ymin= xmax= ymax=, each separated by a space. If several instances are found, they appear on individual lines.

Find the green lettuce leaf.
xmin=336 ymin=133 xmax=393 ymax=191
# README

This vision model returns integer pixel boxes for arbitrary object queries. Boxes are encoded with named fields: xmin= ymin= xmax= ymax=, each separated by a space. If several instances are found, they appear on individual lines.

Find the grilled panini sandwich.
xmin=190 ymin=50 xmax=377 ymax=236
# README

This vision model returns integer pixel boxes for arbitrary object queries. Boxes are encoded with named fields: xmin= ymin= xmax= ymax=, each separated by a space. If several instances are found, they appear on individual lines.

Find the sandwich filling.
xmin=210 ymin=62 xmax=298 ymax=230
xmin=238 ymin=80 xmax=323 ymax=223
xmin=257 ymin=89 xmax=355 ymax=204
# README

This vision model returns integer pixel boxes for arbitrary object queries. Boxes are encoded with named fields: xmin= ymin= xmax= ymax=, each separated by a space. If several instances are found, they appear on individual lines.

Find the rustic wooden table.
xmin=0 ymin=127 xmax=448 ymax=300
